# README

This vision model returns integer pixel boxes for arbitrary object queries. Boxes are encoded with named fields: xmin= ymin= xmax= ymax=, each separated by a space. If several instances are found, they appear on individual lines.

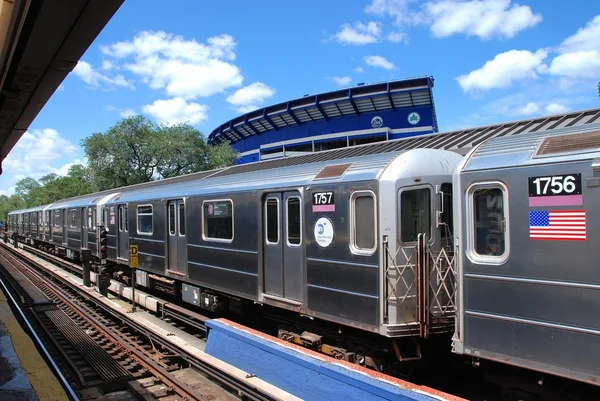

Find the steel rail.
xmin=4 ymin=241 xmax=281 ymax=401
xmin=0 ymin=246 xmax=210 ymax=401
xmin=0 ymin=265 xmax=80 ymax=401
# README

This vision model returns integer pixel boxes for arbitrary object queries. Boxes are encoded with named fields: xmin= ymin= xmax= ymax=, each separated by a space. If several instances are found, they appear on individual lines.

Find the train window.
xmin=118 ymin=206 xmax=124 ymax=232
xmin=469 ymin=183 xmax=509 ymax=262
xmin=88 ymin=209 xmax=92 ymax=229
xmin=179 ymin=204 xmax=185 ymax=236
xmin=400 ymin=188 xmax=431 ymax=243
xmin=124 ymin=207 xmax=128 ymax=232
xmin=286 ymin=197 xmax=301 ymax=246
xmin=70 ymin=210 xmax=77 ymax=228
xmin=350 ymin=191 xmax=377 ymax=254
xmin=92 ymin=209 xmax=96 ymax=230
xmin=265 ymin=198 xmax=279 ymax=244
xmin=137 ymin=205 xmax=153 ymax=235
xmin=54 ymin=210 xmax=60 ymax=228
xmin=203 ymin=200 xmax=233 ymax=242
xmin=169 ymin=203 xmax=176 ymax=235
xmin=440 ymin=183 xmax=453 ymax=241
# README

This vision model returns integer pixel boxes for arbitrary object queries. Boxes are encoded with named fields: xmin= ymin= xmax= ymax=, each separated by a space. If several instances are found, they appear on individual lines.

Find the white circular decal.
xmin=371 ymin=116 xmax=383 ymax=128
xmin=407 ymin=112 xmax=420 ymax=125
xmin=314 ymin=217 xmax=334 ymax=248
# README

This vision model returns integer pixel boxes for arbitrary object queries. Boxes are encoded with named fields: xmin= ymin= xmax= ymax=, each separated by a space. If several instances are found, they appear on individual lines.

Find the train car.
xmin=452 ymin=123 xmax=600 ymax=388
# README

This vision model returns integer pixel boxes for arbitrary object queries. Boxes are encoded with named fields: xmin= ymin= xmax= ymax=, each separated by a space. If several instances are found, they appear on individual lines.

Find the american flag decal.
xmin=529 ymin=210 xmax=586 ymax=241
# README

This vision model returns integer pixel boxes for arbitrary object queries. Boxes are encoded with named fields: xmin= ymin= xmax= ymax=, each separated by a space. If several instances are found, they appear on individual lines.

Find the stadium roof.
xmin=208 ymin=76 xmax=436 ymax=145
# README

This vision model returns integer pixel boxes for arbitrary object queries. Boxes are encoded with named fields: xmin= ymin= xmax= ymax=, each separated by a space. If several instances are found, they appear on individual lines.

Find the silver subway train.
xmin=6 ymin=123 xmax=600 ymax=393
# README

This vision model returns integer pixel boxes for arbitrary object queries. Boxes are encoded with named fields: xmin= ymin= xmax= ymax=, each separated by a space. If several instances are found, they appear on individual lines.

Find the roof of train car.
xmin=461 ymin=123 xmax=600 ymax=172
xmin=111 ymin=148 xmax=462 ymax=204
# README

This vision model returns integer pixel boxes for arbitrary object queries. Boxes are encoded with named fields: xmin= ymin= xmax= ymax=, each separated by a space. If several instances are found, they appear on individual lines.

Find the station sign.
xmin=129 ymin=244 xmax=138 ymax=268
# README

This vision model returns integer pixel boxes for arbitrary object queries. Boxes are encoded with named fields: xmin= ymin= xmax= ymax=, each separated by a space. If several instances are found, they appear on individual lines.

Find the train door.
xmin=166 ymin=199 xmax=187 ymax=276
xmin=62 ymin=208 xmax=68 ymax=245
xmin=262 ymin=191 xmax=303 ymax=301
xmin=81 ymin=207 xmax=88 ymax=249
xmin=117 ymin=204 xmax=129 ymax=259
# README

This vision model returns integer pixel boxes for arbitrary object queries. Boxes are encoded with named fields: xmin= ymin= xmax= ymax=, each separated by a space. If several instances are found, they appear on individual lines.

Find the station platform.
xmin=0 ymin=287 xmax=67 ymax=401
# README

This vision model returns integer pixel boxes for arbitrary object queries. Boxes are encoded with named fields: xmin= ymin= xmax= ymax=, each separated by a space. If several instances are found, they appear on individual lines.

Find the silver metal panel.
xmin=283 ymin=192 xmax=303 ymax=301
xmin=181 ymin=283 xmax=200 ymax=306
xmin=263 ymin=194 xmax=283 ymax=297
xmin=453 ymin=142 xmax=600 ymax=387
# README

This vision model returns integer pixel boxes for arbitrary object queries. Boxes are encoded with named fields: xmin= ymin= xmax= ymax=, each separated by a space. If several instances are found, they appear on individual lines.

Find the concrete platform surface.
xmin=0 ymin=287 xmax=67 ymax=401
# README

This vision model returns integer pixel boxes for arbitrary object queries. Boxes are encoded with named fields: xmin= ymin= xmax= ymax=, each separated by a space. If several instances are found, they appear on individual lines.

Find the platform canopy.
xmin=209 ymin=76 xmax=437 ymax=144
xmin=0 ymin=0 xmax=124 ymax=173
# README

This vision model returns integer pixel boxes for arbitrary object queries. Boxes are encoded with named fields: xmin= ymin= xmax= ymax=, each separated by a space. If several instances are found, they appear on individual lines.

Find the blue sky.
xmin=2 ymin=0 xmax=599 ymax=195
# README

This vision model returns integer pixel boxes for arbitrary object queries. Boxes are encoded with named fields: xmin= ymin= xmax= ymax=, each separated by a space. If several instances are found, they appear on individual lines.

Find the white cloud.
xmin=332 ymin=76 xmax=352 ymax=86
xmin=73 ymin=61 xmax=134 ymax=90
xmin=547 ymin=16 xmax=600 ymax=80
xmin=142 ymin=97 xmax=208 ymax=126
xmin=225 ymin=82 xmax=275 ymax=113
xmin=364 ymin=0 xmax=413 ymax=26
xmin=101 ymin=31 xmax=243 ymax=100
xmin=387 ymin=31 xmax=407 ymax=43
xmin=557 ymin=15 xmax=600 ymax=54
xmin=0 ymin=128 xmax=84 ymax=194
xmin=516 ymin=102 xmax=540 ymax=115
xmin=364 ymin=55 xmax=396 ymax=70
xmin=423 ymin=0 xmax=542 ymax=39
xmin=546 ymin=103 xmax=570 ymax=114
xmin=548 ymin=51 xmax=600 ymax=79
xmin=354 ymin=66 xmax=364 ymax=73
xmin=334 ymin=21 xmax=382 ymax=45
xmin=456 ymin=49 xmax=548 ymax=92
xmin=120 ymin=108 xmax=136 ymax=118
xmin=101 ymin=60 xmax=116 ymax=71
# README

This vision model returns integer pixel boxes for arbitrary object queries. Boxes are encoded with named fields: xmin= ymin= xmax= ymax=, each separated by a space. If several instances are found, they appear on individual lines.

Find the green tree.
xmin=15 ymin=177 xmax=41 ymax=206
xmin=82 ymin=115 xmax=237 ymax=190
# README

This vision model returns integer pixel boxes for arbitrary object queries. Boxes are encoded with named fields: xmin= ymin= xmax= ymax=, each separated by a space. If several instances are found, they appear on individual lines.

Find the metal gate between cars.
xmin=383 ymin=233 xmax=456 ymax=338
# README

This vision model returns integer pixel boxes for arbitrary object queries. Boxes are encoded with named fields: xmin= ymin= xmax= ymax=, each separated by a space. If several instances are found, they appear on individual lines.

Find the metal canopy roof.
xmin=0 ymin=0 xmax=124 ymax=173
xmin=208 ymin=76 xmax=436 ymax=145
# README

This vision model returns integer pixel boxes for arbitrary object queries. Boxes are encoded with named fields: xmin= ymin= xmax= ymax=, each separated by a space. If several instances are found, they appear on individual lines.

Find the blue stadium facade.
xmin=208 ymin=76 xmax=439 ymax=164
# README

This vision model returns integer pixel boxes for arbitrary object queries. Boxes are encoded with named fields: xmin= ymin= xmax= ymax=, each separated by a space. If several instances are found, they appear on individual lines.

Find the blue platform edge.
xmin=205 ymin=319 xmax=443 ymax=401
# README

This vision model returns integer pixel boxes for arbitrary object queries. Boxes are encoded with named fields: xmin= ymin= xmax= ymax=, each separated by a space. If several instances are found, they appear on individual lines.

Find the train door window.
xmin=350 ymin=191 xmax=377 ymax=254
xmin=265 ymin=198 xmax=279 ymax=244
xmin=54 ymin=210 xmax=60 ymax=227
xmin=400 ymin=188 xmax=431 ymax=243
xmin=169 ymin=203 xmax=176 ymax=235
xmin=124 ymin=206 xmax=128 ymax=232
xmin=286 ymin=197 xmax=301 ymax=246
xmin=88 ymin=209 xmax=92 ymax=230
xmin=38 ymin=213 xmax=41 ymax=225
xmin=179 ymin=203 xmax=185 ymax=236
xmin=468 ymin=182 xmax=509 ymax=263
xmin=440 ymin=183 xmax=453 ymax=241
xmin=118 ymin=206 xmax=124 ymax=232
xmin=92 ymin=209 xmax=97 ymax=230
xmin=137 ymin=205 xmax=153 ymax=235
xmin=202 ymin=200 xmax=233 ymax=242
xmin=70 ymin=210 xmax=77 ymax=228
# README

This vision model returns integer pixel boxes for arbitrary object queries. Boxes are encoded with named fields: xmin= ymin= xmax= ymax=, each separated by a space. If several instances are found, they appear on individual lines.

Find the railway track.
xmin=0 ymin=241 xmax=280 ymax=401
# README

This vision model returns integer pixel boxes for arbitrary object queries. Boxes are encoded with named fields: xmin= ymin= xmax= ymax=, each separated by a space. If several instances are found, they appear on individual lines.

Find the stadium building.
xmin=208 ymin=76 xmax=438 ymax=164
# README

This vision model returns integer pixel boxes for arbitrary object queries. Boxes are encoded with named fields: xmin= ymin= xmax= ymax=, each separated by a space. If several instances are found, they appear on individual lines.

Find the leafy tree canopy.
xmin=0 ymin=115 xmax=237 ymax=221
xmin=82 ymin=115 xmax=237 ymax=191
